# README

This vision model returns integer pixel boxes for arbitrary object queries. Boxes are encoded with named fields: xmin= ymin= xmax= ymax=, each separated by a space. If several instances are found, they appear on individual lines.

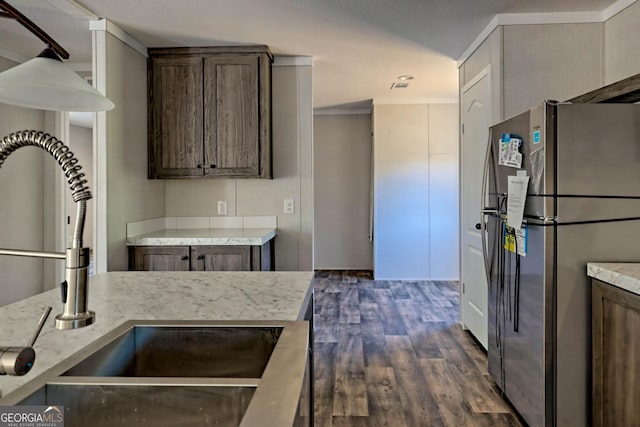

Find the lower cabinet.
xmin=592 ymin=278 xmax=640 ymax=427
xmin=129 ymin=241 xmax=273 ymax=271
xmin=128 ymin=246 xmax=191 ymax=271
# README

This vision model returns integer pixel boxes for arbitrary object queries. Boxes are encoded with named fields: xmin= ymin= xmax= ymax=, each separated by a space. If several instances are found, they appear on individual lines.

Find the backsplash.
xmin=126 ymin=216 xmax=278 ymax=237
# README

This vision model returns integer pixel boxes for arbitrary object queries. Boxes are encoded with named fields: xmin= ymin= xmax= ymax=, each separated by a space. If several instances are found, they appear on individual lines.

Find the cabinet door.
xmin=593 ymin=279 xmax=640 ymax=427
xmin=129 ymin=246 xmax=190 ymax=271
xmin=149 ymin=56 xmax=204 ymax=178
xmin=190 ymin=246 xmax=251 ymax=271
xmin=203 ymin=56 xmax=259 ymax=177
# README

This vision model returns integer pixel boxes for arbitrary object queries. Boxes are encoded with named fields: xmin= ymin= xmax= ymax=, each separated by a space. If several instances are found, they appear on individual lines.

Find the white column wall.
xmin=605 ymin=1 xmax=640 ymax=83
xmin=373 ymin=103 xmax=458 ymax=280
xmin=428 ymin=104 xmax=459 ymax=280
xmin=92 ymin=24 xmax=165 ymax=272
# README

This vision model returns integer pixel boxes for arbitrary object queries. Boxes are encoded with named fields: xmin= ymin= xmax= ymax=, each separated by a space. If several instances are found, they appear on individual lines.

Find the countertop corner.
xmin=0 ymin=270 xmax=312 ymax=399
xmin=587 ymin=262 xmax=640 ymax=296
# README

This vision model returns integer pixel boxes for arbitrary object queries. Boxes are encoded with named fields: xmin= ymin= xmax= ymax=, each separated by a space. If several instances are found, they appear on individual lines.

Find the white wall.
xmin=502 ymin=23 xmax=603 ymax=118
xmin=164 ymin=63 xmax=314 ymax=271
xmin=373 ymin=103 xmax=459 ymax=280
xmin=96 ymin=30 xmax=165 ymax=271
xmin=69 ymin=125 xmax=94 ymax=249
xmin=313 ymin=113 xmax=372 ymax=270
xmin=460 ymin=28 xmax=503 ymax=123
xmin=0 ymin=57 xmax=47 ymax=306
xmin=605 ymin=1 xmax=640 ymax=83
xmin=428 ymin=104 xmax=459 ymax=280
xmin=460 ymin=22 xmax=604 ymax=123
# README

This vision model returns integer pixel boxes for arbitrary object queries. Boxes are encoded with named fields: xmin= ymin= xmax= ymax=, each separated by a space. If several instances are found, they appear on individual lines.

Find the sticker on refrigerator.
xmin=533 ymin=130 xmax=541 ymax=144
xmin=498 ymin=133 xmax=523 ymax=169
xmin=529 ymin=125 xmax=544 ymax=155
xmin=503 ymin=224 xmax=528 ymax=257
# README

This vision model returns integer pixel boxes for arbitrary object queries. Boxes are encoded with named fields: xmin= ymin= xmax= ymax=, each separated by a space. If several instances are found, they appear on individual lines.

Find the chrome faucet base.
xmin=55 ymin=311 xmax=95 ymax=330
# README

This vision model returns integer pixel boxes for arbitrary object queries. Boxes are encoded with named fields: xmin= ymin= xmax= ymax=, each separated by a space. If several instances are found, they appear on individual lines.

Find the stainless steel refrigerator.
xmin=481 ymin=102 xmax=640 ymax=427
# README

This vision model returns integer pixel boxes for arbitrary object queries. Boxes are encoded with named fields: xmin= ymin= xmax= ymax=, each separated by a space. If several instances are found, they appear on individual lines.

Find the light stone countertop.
xmin=587 ymin=263 xmax=640 ymax=296
xmin=0 ymin=270 xmax=313 ymax=398
xmin=126 ymin=228 xmax=276 ymax=246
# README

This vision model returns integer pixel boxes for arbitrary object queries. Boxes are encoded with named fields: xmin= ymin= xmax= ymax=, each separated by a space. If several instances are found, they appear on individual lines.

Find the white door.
xmin=460 ymin=67 xmax=492 ymax=349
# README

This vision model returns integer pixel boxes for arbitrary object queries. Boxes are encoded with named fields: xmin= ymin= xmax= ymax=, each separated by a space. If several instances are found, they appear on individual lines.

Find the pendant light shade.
xmin=0 ymin=49 xmax=114 ymax=112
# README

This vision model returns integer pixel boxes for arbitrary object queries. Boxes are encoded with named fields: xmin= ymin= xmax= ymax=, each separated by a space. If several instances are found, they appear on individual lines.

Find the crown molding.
xmin=90 ymin=19 xmax=148 ymax=58
xmin=457 ymin=0 xmax=638 ymax=68
xmin=603 ymin=0 xmax=637 ymax=19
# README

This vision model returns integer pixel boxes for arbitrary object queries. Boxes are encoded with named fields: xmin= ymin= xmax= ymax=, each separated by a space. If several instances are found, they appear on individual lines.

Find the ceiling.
xmin=0 ymin=0 xmax=620 ymax=112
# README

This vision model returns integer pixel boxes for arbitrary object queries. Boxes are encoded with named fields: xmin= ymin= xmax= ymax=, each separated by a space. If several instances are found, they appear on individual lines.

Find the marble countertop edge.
xmin=587 ymin=262 xmax=640 ymax=296
xmin=126 ymin=228 xmax=277 ymax=246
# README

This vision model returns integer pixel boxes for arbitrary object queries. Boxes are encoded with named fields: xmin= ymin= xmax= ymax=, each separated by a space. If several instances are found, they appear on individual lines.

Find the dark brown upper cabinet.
xmin=148 ymin=46 xmax=273 ymax=179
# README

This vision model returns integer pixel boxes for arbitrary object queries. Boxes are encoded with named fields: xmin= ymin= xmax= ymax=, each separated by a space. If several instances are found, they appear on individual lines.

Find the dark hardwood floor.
xmin=312 ymin=270 xmax=524 ymax=427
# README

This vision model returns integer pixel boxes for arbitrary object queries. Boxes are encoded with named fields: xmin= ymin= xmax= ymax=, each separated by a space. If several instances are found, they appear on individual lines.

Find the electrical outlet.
xmin=217 ymin=200 xmax=227 ymax=216
xmin=284 ymin=199 xmax=295 ymax=214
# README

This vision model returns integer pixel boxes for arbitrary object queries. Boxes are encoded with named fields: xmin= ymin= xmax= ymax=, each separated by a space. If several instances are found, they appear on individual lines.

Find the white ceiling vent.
xmin=391 ymin=82 xmax=410 ymax=89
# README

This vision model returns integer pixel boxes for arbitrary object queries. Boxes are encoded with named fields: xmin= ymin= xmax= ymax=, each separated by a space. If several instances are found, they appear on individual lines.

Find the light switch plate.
xmin=284 ymin=199 xmax=295 ymax=214
xmin=217 ymin=200 xmax=228 ymax=216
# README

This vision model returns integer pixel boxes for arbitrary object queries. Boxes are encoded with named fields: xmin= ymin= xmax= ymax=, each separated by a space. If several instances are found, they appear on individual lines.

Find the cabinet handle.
xmin=197 ymin=255 xmax=205 ymax=260
xmin=196 ymin=164 xmax=203 ymax=169
xmin=209 ymin=164 xmax=216 ymax=169
xmin=181 ymin=256 xmax=189 ymax=261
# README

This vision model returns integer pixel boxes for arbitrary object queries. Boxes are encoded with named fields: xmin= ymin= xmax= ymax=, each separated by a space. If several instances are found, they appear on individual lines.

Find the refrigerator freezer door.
xmin=502 ymin=221 xmax=551 ymax=427
xmin=554 ymin=217 xmax=640 ymax=426
xmin=485 ymin=213 xmax=552 ymax=427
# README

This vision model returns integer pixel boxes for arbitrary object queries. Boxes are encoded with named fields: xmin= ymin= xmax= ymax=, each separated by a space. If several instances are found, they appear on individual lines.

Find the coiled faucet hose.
xmin=0 ymin=130 xmax=92 ymax=248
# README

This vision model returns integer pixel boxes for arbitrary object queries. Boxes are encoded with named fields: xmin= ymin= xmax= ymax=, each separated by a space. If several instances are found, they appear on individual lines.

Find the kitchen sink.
xmin=1 ymin=320 xmax=311 ymax=427
xmin=18 ymin=382 xmax=255 ymax=426
xmin=62 ymin=326 xmax=282 ymax=378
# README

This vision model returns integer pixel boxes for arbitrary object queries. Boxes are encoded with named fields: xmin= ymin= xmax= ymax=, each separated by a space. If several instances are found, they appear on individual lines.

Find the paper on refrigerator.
xmin=507 ymin=173 xmax=529 ymax=229
xmin=499 ymin=136 xmax=523 ymax=168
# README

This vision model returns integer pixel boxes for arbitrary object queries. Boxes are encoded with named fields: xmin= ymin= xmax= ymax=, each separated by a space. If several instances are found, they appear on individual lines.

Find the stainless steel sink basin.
xmin=62 ymin=326 xmax=282 ymax=378
xmin=0 ymin=320 xmax=311 ymax=427
xmin=18 ymin=381 xmax=255 ymax=426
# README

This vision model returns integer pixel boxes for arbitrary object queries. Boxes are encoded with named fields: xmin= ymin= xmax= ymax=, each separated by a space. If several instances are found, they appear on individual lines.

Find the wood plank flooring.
xmin=312 ymin=270 xmax=524 ymax=427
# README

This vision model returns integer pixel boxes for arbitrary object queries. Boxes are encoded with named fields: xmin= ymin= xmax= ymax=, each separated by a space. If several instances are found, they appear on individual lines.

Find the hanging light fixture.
xmin=0 ymin=0 xmax=114 ymax=111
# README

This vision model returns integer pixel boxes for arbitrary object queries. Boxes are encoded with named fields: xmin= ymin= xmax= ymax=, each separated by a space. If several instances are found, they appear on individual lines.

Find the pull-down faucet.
xmin=0 ymin=130 xmax=95 ymax=330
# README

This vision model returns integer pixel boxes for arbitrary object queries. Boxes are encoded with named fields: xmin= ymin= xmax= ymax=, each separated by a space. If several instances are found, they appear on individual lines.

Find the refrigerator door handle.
xmin=480 ymin=129 xmax=495 ymax=291
xmin=480 ymin=214 xmax=494 ymax=294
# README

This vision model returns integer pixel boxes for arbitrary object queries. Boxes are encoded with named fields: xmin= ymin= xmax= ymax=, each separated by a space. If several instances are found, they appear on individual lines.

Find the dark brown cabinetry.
xmin=148 ymin=46 xmax=272 ymax=179
xmin=129 ymin=246 xmax=191 ymax=271
xmin=592 ymin=278 xmax=640 ymax=427
xmin=190 ymin=245 xmax=250 ymax=271
xmin=129 ymin=242 xmax=273 ymax=272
